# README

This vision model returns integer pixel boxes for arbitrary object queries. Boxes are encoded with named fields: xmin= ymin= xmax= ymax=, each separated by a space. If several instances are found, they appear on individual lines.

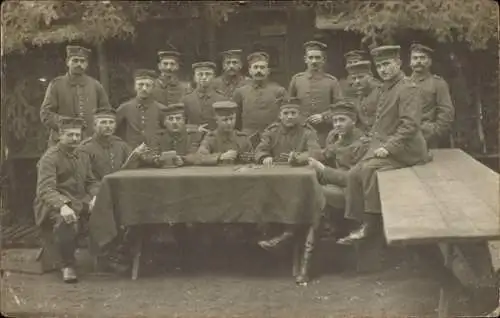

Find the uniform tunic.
xmin=116 ymin=97 xmax=166 ymax=149
xmin=255 ymin=122 xmax=322 ymax=164
xmin=409 ymin=72 xmax=455 ymax=147
xmin=34 ymin=145 xmax=100 ymax=226
xmin=197 ymin=129 xmax=253 ymax=165
xmin=345 ymin=72 xmax=427 ymax=220
xmin=40 ymin=73 xmax=111 ymax=147
xmin=157 ymin=125 xmax=204 ymax=165
xmin=212 ymin=74 xmax=250 ymax=98
xmin=288 ymin=71 xmax=343 ymax=146
xmin=182 ymin=88 xmax=226 ymax=130
xmin=233 ymin=80 xmax=286 ymax=136
xmin=152 ymin=75 xmax=192 ymax=106
xmin=79 ymin=135 xmax=131 ymax=181
xmin=355 ymin=79 xmax=382 ymax=133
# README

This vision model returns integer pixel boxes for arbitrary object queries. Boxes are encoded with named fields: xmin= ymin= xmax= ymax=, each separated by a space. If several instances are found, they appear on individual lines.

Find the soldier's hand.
xmin=262 ymin=157 xmax=273 ymax=167
xmin=239 ymin=152 xmax=254 ymax=163
xmin=374 ymin=147 xmax=389 ymax=158
xmin=60 ymin=204 xmax=77 ymax=224
xmin=173 ymin=156 xmax=184 ymax=167
xmin=220 ymin=150 xmax=238 ymax=161
xmin=89 ymin=196 xmax=96 ymax=211
xmin=288 ymin=152 xmax=297 ymax=164
xmin=198 ymin=124 xmax=209 ymax=133
xmin=308 ymin=157 xmax=325 ymax=172
xmin=307 ymin=114 xmax=323 ymax=125
xmin=133 ymin=142 xmax=148 ymax=154
xmin=278 ymin=152 xmax=290 ymax=162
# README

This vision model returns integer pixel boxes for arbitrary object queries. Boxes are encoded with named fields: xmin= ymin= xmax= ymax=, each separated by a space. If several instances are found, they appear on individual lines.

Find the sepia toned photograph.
xmin=0 ymin=0 xmax=499 ymax=317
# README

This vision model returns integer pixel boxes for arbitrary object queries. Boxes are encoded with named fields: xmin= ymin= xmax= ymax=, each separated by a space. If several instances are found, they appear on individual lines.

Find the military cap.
xmin=212 ymin=100 xmax=238 ymax=115
xmin=163 ymin=103 xmax=185 ymax=115
xmin=58 ymin=117 xmax=85 ymax=130
xmin=158 ymin=51 xmax=181 ymax=61
xmin=346 ymin=60 xmax=372 ymax=75
xmin=247 ymin=52 xmax=269 ymax=65
xmin=191 ymin=61 xmax=217 ymax=71
xmin=329 ymin=100 xmax=358 ymax=120
xmin=93 ymin=108 xmax=116 ymax=119
xmin=370 ymin=45 xmax=401 ymax=62
xmin=304 ymin=40 xmax=327 ymax=52
xmin=344 ymin=50 xmax=365 ymax=64
xmin=280 ymin=97 xmax=301 ymax=111
xmin=66 ymin=45 xmax=91 ymax=59
xmin=133 ymin=69 xmax=157 ymax=80
xmin=220 ymin=49 xmax=243 ymax=59
xmin=410 ymin=42 xmax=434 ymax=56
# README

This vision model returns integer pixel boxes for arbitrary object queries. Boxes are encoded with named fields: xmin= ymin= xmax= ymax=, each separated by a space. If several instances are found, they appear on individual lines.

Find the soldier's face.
xmin=375 ymin=58 xmax=401 ymax=81
xmin=66 ymin=56 xmax=88 ymax=75
xmin=163 ymin=113 xmax=185 ymax=133
xmin=223 ymin=58 xmax=242 ymax=75
xmin=135 ymin=78 xmax=155 ymax=99
xmin=216 ymin=113 xmax=236 ymax=131
xmin=279 ymin=108 xmax=300 ymax=127
xmin=332 ymin=114 xmax=354 ymax=134
xmin=94 ymin=117 xmax=116 ymax=136
xmin=305 ymin=50 xmax=325 ymax=71
xmin=194 ymin=68 xmax=215 ymax=88
xmin=59 ymin=128 xmax=82 ymax=147
xmin=350 ymin=73 xmax=370 ymax=91
xmin=158 ymin=58 xmax=179 ymax=74
xmin=249 ymin=61 xmax=269 ymax=80
xmin=410 ymin=51 xmax=432 ymax=72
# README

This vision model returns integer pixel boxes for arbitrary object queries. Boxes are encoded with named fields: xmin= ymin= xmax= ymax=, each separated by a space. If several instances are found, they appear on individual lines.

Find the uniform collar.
xmin=66 ymin=73 xmax=87 ymax=86
xmin=410 ymin=71 xmax=432 ymax=82
xmin=339 ymin=127 xmax=364 ymax=145
xmin=158 ymin=74 xmax=179 ymax=87
xmin=196 ymin=86 xmax=212 ymax=98
xmin=252 ymin=79 xmax=268 ymax=88
xmin=222 ymin=73 xmax=243 ymax=84
xmin=94 ymin=134 xmax=113 ymax=147
xmin=382 ymin=71 xmax=405 ymax=90
xmin=135 ymin=96 xmax=154 ymax=108
xmin=306 ymin=70 xmax=325 ymax=79
xmin=215 ymin=128 xmax=236 ymax=140
xmin=57 ymin=143 xmax=78 ymax=158
xmin=279 ymin=123 xmax=300 ymax=134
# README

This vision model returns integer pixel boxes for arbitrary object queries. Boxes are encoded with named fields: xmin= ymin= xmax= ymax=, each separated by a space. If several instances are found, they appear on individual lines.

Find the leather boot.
xmin=337 ymin=213 xmax=381 ymax=245
xmin=258 ymin=230 xmax=294 ymax=251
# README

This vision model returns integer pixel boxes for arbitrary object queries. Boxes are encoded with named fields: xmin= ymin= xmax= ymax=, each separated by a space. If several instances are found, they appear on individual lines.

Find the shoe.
xmin=258 ymin=231 xmax=294 ymax=251
xmin=61 ymin=267 xmax=78 ymax=283
xmin=336 ymin=223 xmax=369 ymax=245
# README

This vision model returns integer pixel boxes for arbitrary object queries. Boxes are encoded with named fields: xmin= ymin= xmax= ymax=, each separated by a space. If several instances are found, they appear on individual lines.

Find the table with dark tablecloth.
xmin=90 ymin=165 xmax=326 ymax=249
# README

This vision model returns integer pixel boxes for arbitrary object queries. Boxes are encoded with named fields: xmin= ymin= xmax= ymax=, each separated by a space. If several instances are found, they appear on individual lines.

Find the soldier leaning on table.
xmin=288 ymin=41 xmax=343 ymax=147
xmin=339 ymin=45 xmax=428 ymax=245
xmin=196 ymin=101 xmax=254 ymax=165
xmin=34 ymin=118 xmax=99 ymax=284
xmin=408 ymin=43 xmax=455 ymax=149
xmin=40 ymin=45 xmax=112 ymax=148
xmin=254 ymin=98 xmax=322 ymax=251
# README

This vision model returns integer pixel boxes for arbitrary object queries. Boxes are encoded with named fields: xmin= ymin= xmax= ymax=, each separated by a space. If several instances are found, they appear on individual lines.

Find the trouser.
xmin=345 ymin=157 xmax=405 ymax=222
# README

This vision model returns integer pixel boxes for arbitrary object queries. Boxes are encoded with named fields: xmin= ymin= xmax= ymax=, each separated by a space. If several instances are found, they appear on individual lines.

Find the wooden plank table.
xmin=378 ymin=148 xmax=500 ymax=317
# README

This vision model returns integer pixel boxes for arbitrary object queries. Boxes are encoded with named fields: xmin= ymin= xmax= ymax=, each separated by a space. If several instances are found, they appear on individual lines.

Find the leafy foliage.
xmin=313 ymin=0 xmax=498 ymax=50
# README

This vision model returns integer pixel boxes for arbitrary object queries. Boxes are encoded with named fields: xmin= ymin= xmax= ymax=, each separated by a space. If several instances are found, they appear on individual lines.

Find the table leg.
xmin=131 ymin=227 xmax=144 ymax=280
xmin=437 ymin=242 xmax=453 ymax=318
xmin=296 ymin=225 xmax=316 ymax=285
xmin=292 ymin=239 xmax=302 ymax=277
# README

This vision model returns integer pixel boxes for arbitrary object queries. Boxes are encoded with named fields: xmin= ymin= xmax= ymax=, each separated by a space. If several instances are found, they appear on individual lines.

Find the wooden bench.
xmin=378 ymin=148 xmax=500 ymax=318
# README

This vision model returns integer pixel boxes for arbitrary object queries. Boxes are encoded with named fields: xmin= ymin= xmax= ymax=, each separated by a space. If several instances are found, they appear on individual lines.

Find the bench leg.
xmin=437 ymin=242 xmax=453 ymax=318
xmin=292 ymin=240 xmax=302 ymax=277
xmin=131 ymin=227 xmax=144 ymax=280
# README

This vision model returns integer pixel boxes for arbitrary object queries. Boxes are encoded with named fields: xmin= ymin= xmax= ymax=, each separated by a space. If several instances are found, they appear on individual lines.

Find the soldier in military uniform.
xmin=340 ymin=45 xmax=428 ymax=244
xmin=116 ymin=69 xmax=166 ymax=149
xmin=233 ymin=51 xmax=287 ymax=147
xmin=346 ymin=60 xmax=382 ymax=133
xmin=408 ymin=43 xmax=455 ymax=148
xmin=182 ymin=61 xmax=226 ymax=131
xmin=152 ymin=50 xmax=192 ymax=106
xmin=288 ymin=41 xmax=343 ymax=147
xmin=212 ymin=49 xmax=250 ymax=98
xmin=34 ymin=118 xmax=99 ymax=283
xmin=338 ymin=50 xmax=365 ymax=99
xmin=40 ymin=45 xmax=111 ymax=147
xmin=196 ymin=101 xmax=254 ymax=165
xmin=157 ymin=103 xmax=204 ymax=166
xmin=254 ymin=99 xmax=322 ymax=250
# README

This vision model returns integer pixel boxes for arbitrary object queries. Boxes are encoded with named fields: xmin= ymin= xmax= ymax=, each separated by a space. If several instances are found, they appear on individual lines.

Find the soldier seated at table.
xmin=308 ymin=100 xmax=369 ymax=238
xmin=196 ymin=101 xmax=254 ymax=165
xmin=156 ymin=103 xmax=204 ymax=167
xmin=34 ymin=117 xmax=99 ymax=283
xmin=254 ymin=98 xmax=322 ymax=250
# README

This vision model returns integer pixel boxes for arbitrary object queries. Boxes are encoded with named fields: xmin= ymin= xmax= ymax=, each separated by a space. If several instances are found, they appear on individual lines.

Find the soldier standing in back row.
xmin=212 ymin=49 xmax=250 ymax=98
xmin=40 ymin=45 xmax=111 ymax=147
xmin=233 ymin=52 xmax=287 ymax=146
xmin=288 ymin=41 xmax=343 ymax=147
xmin=408 ymin=43 xmax=455 ymax=148
xmin=152 ymin=51 xmax=192 ymax=106
xmin=182 ymin=61 xmax=226 ymax=131
xmin=339 ymin=50 xmax=365 ymax=99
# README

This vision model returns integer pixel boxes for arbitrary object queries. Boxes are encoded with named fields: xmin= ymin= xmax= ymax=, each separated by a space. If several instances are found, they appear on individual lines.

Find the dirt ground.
xmin=0 ymin=240 xmax=490 ymax=318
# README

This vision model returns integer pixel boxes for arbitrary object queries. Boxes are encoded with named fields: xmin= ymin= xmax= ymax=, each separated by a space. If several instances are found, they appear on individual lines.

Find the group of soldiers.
xmin=35 ymin=39 xmax=454 ymax=283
